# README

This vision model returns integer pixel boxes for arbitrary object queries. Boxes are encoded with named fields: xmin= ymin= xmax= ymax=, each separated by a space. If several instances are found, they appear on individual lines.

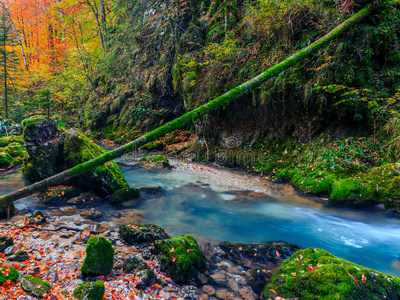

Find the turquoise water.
xmin=4 ymin=161 xmax=400 ymax=278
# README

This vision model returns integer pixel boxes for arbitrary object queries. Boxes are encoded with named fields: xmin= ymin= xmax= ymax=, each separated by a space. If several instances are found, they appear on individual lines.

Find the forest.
xmin=0 ymin=0 xmax=399 ymax=299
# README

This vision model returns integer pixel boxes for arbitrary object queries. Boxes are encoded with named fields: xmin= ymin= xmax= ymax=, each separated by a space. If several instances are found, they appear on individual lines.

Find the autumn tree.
xmin=0 ymin=3 xmax=19 ymax=119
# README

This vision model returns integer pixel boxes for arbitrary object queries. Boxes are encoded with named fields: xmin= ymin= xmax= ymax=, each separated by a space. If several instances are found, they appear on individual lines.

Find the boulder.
xmin=21 ymin=116 xmax=64 ymax=182
xmin=110 ymin=188 xmax=140 ymax=204
xmin=220 ymin=241 xmax=302 ymax=266
xmin=21 ymin=276 xmax=51 ymax=299
xmin=123 ymin=255 xmax=149 ymax=273
xmin=41 ymin=185 xmax=81 ymax=204
xmin=140 ymin=154 xmax=170 ymax=168
xmin=0 ymin=135 xmax=28 ymax=169
xmin=246 ymin=267 xmax=272 ymax=294
xmin=8 ymin=251 xmax=29 ymax=262
xmin=0 ymin=267 xmax=18 ymax=285
xmin=135 ymin=269 xmax=156 ymax=289
xmin=63 ymin=129 xmax=129 ymax=196
xmin=0 ymin=235 xmax=13 ymax=252
xmin=73 ymin=280 xmax=105 ymax=300
xmin=152 ymin=234 xmax=206 ymax=283
xmin=262 ymin=248 xmax=400 ymax=300
xmin=26 ymin=210 xmax=46 ymax=225
xmin=81 ymin=236 xmax=114 ymax=276
xmin=119 ymin=223 xmax=170 ymax=246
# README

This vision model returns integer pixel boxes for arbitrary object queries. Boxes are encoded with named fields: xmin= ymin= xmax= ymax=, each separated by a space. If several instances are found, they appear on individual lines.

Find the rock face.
xmin=262 ymin=248 xmax=400 ymax=300
xmin=21 ymin=116 xmax=64 ymax=183
xmin=0 ymin=267 xmax=18 ymax=285
xmin=21 ymin=276 xmax=51 ymax=298
xmin=73 ymin=280 xmax=105 ymax=300
xmin=119 ymin=223 xmax=170 ymax=246
xmin=81 ymin=236 xmax=114 ymax=276
xmin=63 ymin=129 xmax=129 ymax=196
xmin=110 ymin=188 xmax=140 ymax=204
xmin=152 ymin=234 xmax=206 ymax=283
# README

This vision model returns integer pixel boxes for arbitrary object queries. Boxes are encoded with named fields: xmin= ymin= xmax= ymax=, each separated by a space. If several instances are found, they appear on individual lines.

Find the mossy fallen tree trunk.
xmin=0 ymin=3 xmax=375 ymax=207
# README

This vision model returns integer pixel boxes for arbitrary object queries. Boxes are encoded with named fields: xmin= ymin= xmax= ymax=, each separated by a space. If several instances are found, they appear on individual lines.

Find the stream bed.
xmin=2 ymin=159 xmax=400 ymax=278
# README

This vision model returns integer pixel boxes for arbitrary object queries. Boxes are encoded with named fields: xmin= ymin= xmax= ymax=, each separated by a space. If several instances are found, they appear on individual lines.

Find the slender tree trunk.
xmin=0 ymin=3 xmax=375 ymax=206
xmin=3 ymin=23 xmax=7 ymax=119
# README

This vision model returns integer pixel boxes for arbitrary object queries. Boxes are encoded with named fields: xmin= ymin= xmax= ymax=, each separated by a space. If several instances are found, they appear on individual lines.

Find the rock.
xmin=210 ymin=272 xmax=227 ymax=286
xmin=119 ymin=223 xmax=170 ymax=245
xmin=110 ymin=188 xmax=140 ymax=204
xmin=8 ymin=250 xmax=29 ymax=262
xmin=0 ymin=235 xmax=13 ymax=252
xmin=227 ymin=278 xmax=239 ymax=293
xmin=140 ymin=155 xmax=170 ymax=168
xmin=152 ymin=234 xmax=206 ymax=283
xmin=0 ymin=267 xmax=19 ymax=285
xmin=21 ymin=276 xmax=51 ymax=298
xmin=0 ymin=135 xmax=27 ymax=169
xmin=81 ymin=236 xmax=114 ymax=276
xmin=239 ymin=288 xmax=257 ymax=300
xmin=41 ymin=185 xmax=81 ymax=204
xmin=68 ymin=192 xmax=103 ymax=204
xmin=73 ymin=280 xmax=105 ymax=300
xmin=246 ymin=267 xmax=272 ymax=294
xmin=26 ymin=210 xmax=46 ymax=225
xmin=142 ymin=249 xmax=151 ymax=260
xmin=139 ymin=186 xmax=163 ymax=195
xmin=262 ymin=248 xmax=400 ymax=300
xmin=201 ymin=285 xmax=215 ymax=296
xmin=21 ymin=116 xmax=64 ymax=183
xmin=63 ymin=129 xmax=129 ymax=196
xmin=215 ymin=288 xmax=230 ymax=299
xmin=4 ymin=246 xmax=14 ymax=256
xmin=135 ymin=269 xmax=156 ymax=289
xmin=81 ymin=208 xmax=103 ymax=220
xmin=220 ymin=241 xmax=302 ymax=266
xmin=182 ymin=285 xmax=202 ymax=299
xmin=123 ymin=255 xmax=149 ymax=273
xmin=111 ymin=210 xmax=145 ymax=225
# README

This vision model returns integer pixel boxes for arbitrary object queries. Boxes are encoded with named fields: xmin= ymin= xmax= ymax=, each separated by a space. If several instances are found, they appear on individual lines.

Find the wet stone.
xmin=201 ymin=285 xmax=215 ymax=296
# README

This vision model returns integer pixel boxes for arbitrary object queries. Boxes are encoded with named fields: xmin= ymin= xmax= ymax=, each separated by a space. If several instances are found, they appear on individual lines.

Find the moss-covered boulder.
xmin=0 ymin=267 xmax=19 ymax=285
xmin=21 ymin=116 xmax=64 ymax=182
xmin=119 ymin=223 xmax=170 ymax=246
xmin=0 ymin=235 xmax=13 ymax=252
xmin=21 ymin=276 xmax=51 ymax=298
xmin=135 ymin=269 xmax=156 ymax=289
xmin=73 ymin=280 xmax=105 ymax=300
xmin=262 ymin=248 xmax=400 ymax=300
xmin=41 ymin=185 xmax=81 ymax=204
xmin=220 ymin=241 xmax=303 ymax=266
xmin=63 ymin=129 xmax=128 ymax=196
xmin=140 ymin=154 xmax=170 ymax=168
xmin=110 ymin=188 xmax=140 ymax=204
xmin=0 ymin=203 xmax=15 ymax=219
xmin=81 ymin=236 xmax=114 ymax=276
xmin=26 ymin=210 xmax=46 ymax=225
xmin=152 ymin=234 xmax=206 ymax=283
xmin=123 ymin=255 xmax=149 ymax=273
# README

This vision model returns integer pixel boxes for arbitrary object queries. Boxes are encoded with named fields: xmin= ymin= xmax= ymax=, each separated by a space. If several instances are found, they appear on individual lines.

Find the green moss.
xmin=73 ymin=280 xmax=105 ymax=300
xmin=21 ymin=116 xmax=46 ymax=135
xmin=110 ymin=188 xmax=140 ymax=203
xmin=0 ymin=152 xmax=13 ymax=168
xmin=262 ymin=248 xmax=400 ymax=300
xmin=123 ymin=255 xmax=149 ymax=273
xmin=21 ymin=276 xmax=51 ymax=298
xmin=64 ymin=129 xmax=128 ymax=196
xmin=26 ymin=210 xmax=46 ymax=225
xmin=139 ymin=141 xmax=165 ymax=151
xmin=0 ymin=267 xmax=19 ymax=285
xmin=81 ymin=236 xmax=114 ymax=276
xmin=140 ymin=155 xmax=170 ymax=168
xmin=152 ymin=234 xmax=206 ymax=283
xmin=135 ymin=269 xmax=156 ymax=289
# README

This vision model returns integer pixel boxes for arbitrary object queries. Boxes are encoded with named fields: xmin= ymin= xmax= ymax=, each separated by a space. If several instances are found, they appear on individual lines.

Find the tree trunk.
xmin=3 ymin=18 xmax=7 ymax=119
xmin=0 ymin=3 xmax=375 ymax=206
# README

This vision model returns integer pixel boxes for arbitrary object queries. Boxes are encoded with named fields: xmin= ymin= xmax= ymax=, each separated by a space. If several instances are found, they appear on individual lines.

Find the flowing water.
xmin=2 ymin=159 xmax=400 ymax=277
